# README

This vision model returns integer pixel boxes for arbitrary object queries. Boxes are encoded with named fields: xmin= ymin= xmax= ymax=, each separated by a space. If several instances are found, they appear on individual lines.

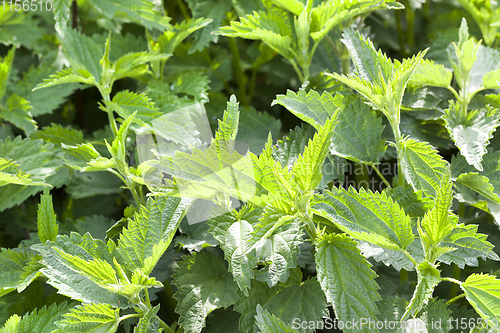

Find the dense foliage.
xmin=1 ymin=0 xmax=500 ymax=332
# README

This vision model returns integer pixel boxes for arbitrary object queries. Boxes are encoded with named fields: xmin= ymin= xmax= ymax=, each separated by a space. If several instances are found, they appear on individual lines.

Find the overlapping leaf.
xmin=292 ymin=116 xmax=337 ymax=192
xmin=255 ymin=305 xmax=299 ymax=333
xmin=313 ymin=187 xmax=414 ymax=251
xmin=118 ymin=196 xmax=192 ymax=275
xmin=438 ymin=224 xmax=499 ymax=268
xmin=37 ymin=189 xmax=59 ymax=243
xmin=272 ymin=89 xmax=340 ymax=129
xmin=173 ymin=251 xmax=240 ymax=333
xmin=315 ymin=233 xmax=380 ymax=333
xmin=444 ymin=104 xmax=500 ymax=172
xmin=0 ymin=137 xmax=69 ymax=211
xmin=461 ymin=273 xmax=500 ymax=325
xmin=32 ymin=233 xmax=131 ymax=308
xmin=330 ymin=95 xmax=386 ymax=164
xmin=409 ymin=59 xmax=453 ymax=88
xmin=53 ymin=303 xmax=119 ymax=333
xmin=1 ymin=302 xmax=73 ymax=333
xmin=216 ymin=9 xmax=294 ymax=59
xmin=234 ymin=268 xmax=328 ymax=333
xmin=398 ymin=137 xmax=449 ymax=198
xmin=0 ymin=248 xmax=38 ymax=297
xmin=403 ymin=261 xmax=441 ymax=319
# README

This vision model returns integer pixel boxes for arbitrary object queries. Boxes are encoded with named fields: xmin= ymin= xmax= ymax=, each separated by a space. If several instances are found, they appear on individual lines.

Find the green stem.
xmin=460 ymin=86 xmax=468 ymax=121
xmin=158 ymin=317 xmax=176 ymax=333
xmin=355 ymin=163 xmax=370 ymax=190
xmin=119 ymin=313 xmax=143 ymax=321
xmin=403 ymin=250 xmax=418 ymax=267
xmin=446 ymin=85 xmax=460 ymax=101
xmin=227 ymin=37 xmax=248 ymax=106
xmin=248 ymin=68 xmax=258 ymax=103
xmin=405 ymin=3 xmax=415 ymax=48
xmin=372 ymin=165 xmax=391 ymax=188
xmin=395 ymin=9 xmax=407 ymax=57
xmin=441 ymin=277 xmax=463 ymax=285
xmin=289 ymin=59 xmax=305 ymax=82
xmin=449 ymin=264 xmax=461 ymax=299
xmin=446 ymin=293 xmax=466 ymax=305
xmin=175 ymin=0 xmax=190 ymax=21
xmin=107 ymin=110 xmax=118 ymax=138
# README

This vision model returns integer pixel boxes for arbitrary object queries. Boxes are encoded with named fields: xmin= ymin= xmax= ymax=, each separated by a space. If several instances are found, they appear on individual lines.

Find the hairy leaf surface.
xmin=173 ymin=251 xmax=240 ymax=333
xmin=315 ymin=233 xmax=380 ymax=333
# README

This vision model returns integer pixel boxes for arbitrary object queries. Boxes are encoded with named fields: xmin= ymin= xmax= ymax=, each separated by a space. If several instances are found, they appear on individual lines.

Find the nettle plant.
xmin=1 ymin=0 xmax=500 ymax=333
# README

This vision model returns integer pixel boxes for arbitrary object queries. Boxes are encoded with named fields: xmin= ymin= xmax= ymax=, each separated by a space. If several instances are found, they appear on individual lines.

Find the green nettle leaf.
xmin=330 ymin=28 xmax=427 ymax=139
xmin=403 ymin=261 xmax=441 ymax=319
xmin=159 ymin=17 xmax=212 ymax=55
xmin=216 ymin=8 xmax=294 ymax=60
xmin=420 ymin=170 xmax=457 ymax=247
xmin=409 ymin=59 xmax=453 ymax=88
xmin=0 ymin=157 xmax=48 ymax=187
xmin=398 ymin=137 xmax=449 ymax=198
xmin=0 ymin=248 xmax=38 ymax=297
xmin=0 ymin=314 xmax=20 ymax=333
xmin=234 ymin=268 xmax=328 ymax=333
xmin=118 ymin=196 xmax=192 ymax=275
xmin=292 ymin=116 xmax=337 ymax=192
xmin=0 ymin=137 xmax=69 ymax=212
xmin=208 ymin=206 xmax=263 ymax=295
xmin=86 ymin=0 xmax=171 ymax=30
xmin=31 ymin=124 xmax=84 ymax=146
xmin=419 ymin=299 xmax=452 ymax=333
xmin=134 ymin=305 xmax=161 ymax=333
xmin=113 ymin=52 xmax=170 ymax=81
xmin=37 ymin=189 xmax=59 ymax=243
xmin=167 ymin=70 xmax=211 ymax=102
xmin=272 ymin=89 xmax=341 ymax=129
xmin=1 ymin=302 xmax=73 ymax=333
xmin=185 ymin=0 xmax=232 ymax=53
xmin=461 ymin=274 xmax=500 ymax=325
xmin=107 ymin=90 xmax=161 ymax=126
xmin=330 ymin=95 xmax=386 ymax=165
xmin=33 ymin=68 xmax=97 ymax=90
xmin=154 ymin=128 xmax=292 ymax=207
xmin=313 ymin=187 xmax=414 ymax=251
xmin=53 ymin=0 xmax=72 ymax=36
xmin=252 ymin=211 xmax=302 ymax=288
xmin=53 ymin=303 xmax=119 ymax=333
xmin=438 ymin=224 xmax=499 ymax=268
xmin=315 ymin=233 xmax=380 ymax=333
xmin=309 ymin=0 xmax=399 ymax=42
xmin=173 ymin=251 xmax=240 ymax=333
xmin=269 ymin=0 xmax=303 ymax=15
xmin=61 ymin=29 xmax=104 ymax=82
xmin=237 ymin=105 xmax=282 ymax=154
xmin=255 ymin=304 xmax=299 ymax=333
xmin=272 ymin=125 xmax=316 ymax=171
xmin=451 ymin=151 xmax=500 ymax=222
xmin=1 ymin=94 xmax=37 ymax=135
xmin=32 ymin=233 xmax=131 ymax=308
xmin=0 ymin=47 xmax=15 ymax=100
xmin=12 ymin=65 xmax=79 ymax=117
xmin=215 ymin=94 xmax=240 ymax=152
xmin=221 ymin=219 xmax=256 ymax=295
xmin=443 ymin=104 xmax=500 ymax=172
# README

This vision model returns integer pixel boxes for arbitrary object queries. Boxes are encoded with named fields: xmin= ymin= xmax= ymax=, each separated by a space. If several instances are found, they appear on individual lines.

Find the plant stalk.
xmin=446 ymin=293 xmax=466 ymax=305
xmin=227 ymin=37 xmax=248 ymax=106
